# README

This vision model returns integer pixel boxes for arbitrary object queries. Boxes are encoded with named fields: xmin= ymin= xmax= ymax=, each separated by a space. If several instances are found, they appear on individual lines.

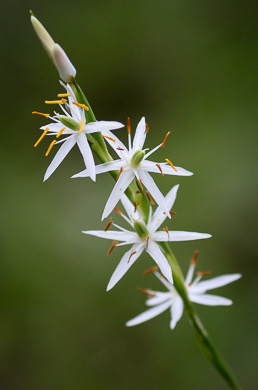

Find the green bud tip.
xmin=57 ymin=115 xmax=81 ymax=131
xmin=131 ymin=149 xmax=145 ymax=168
xmin=134 ymin=221 xmax=149 ymax=240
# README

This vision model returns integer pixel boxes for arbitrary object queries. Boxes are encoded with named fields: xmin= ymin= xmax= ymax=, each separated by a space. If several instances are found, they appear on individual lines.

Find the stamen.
xmin=146 ymin=123 xmax=149 ymax=133
xmin=137 ymin=287 xmax=151 ymax=294
xmin=163 ymin=227 xmax=170 ymax=240
xmin=72 ymin=101 xmax=89 ymax=111
xmin=116 ymin=146 xmax=124 ymax=151
xmin=165 ymin=158 xmax=177 ymax=172
xmin=161 ymin=132 xmax=170 ymax=147
xmin=197 ymin=270 xmax=213 ymax=276
xmin=108 ymin=240 xmax=119 ymax=256
xmin=56 ymin=127 xmax=66 ymax=138
xmin=34 ymin=128 xmax=49 ymax=147
xmin=191 ymin=250 xmax=199 ymax=265
xmin=104 ymin=217 xmax=113 ymax=232
xmin=32 ymin=111 xmax=50 ymax=118
xmin=138 ymin=179 xmax=144 ymax=190
xmin=45 ymin=140 xmax=57 ymax=156
xmin=116 ymin=167 xmax=124 ymax=181
xmin=57 ymin=93 xmax=70 ymax=97
xmin=114 ymin=206 xmax=122 ymax=215
xmin=144 ymin=266 xmax=159 ymax=275
xmin=127 ymin=117 xmax=131 ymax=134
xmin=103 ymin=135 xmax=116 ymax=142
xmin=169 ymin=211 xmax=176 ymax=215
xmin=134 ymin=202 xmax=138 ymax=213
xmin=45 ymin=99 xmax=67 ymax=104
xmin=136 ymin=190 xmax=141 ymax=194
xmin=79 ymin=120 xmax=85 ymax=133
xmin=146 ymin=191 xmax=155 ymax=206
xmin=145 ymin=236 xmax=149 ymax=250
xmin=128 ymin=250 xmax=137 ymax=263
xmin=156 ymin=163 xmax=164 ymax=176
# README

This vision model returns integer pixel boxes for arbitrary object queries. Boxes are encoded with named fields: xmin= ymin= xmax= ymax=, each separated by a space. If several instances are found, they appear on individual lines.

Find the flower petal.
xmin=132 ymin=117 xmax=146 ymax=151
xmin=143 ymin=161 xmax=193 ymax=176
xmin=149 ymin=185 xmax=179 ymax=231
xmin=146 ymin=241 xmax=173 ymax=284
xmin=126 ymin=299 xmax=172 ymax=327
xmin=102 ymin=169 xmax=135 ymax=220
xmin=82 ymin=230 xmax=138 ymax=243
xmin=76 ymin=134 xmax=96 ymax=181
xmin=102 ymin=129 xmax=128 ymax=153
xmin=189 ymin=293 xmax=233 ymax=306
xmin=146 ymin=292 xmax=172 ymax=306
xmin=191 ymin=274 xmax=242 ymax=294
xmin=106 ymin=243 xmax=144 ymax=291
xmin=170 ymin=297 xmax=184 ymax=329
xmin=84 ymin=121 xmax=124 ymax=133
xmin=44 ymin=135 xmax=77 ymax=181
xmin=120 ymin=194 xmax=142 ymax=222
xmin=185 ymin=264 xmax=196 ymax=285
xmin=153 ymin=231 xmax=212 ymax=242
xmin=153 ymin=271 xmax=174 ymax=290
xmin=72 ymin=160 xmax=123 ymax=178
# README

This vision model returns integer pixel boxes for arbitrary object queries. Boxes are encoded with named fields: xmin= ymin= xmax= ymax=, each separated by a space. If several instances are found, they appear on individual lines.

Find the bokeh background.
xmin=1 ymin=0 xmax=258 ymax=389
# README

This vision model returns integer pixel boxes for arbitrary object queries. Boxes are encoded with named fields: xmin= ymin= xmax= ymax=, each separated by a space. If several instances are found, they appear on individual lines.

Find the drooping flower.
xmin=126 ymin=255 xmax=241 ymax=329
xmin=33 ymin=81 xmax=124 ymax=181
xmin=83 ymin=185 xmax=211 ymax=291
xmin=73 ymin=117 xmax=193 ymax=220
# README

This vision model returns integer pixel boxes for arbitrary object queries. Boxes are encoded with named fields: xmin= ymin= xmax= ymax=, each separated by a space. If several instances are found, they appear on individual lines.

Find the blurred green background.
xmin=1 ymin=0 xmax=258 ymax=389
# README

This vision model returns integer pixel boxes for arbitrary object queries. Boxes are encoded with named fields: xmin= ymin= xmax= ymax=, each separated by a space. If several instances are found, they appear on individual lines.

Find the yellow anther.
xmin=161 ymin=132 xmax=170 ymax=147
xmin=191 ymin=250 xmax=199 ymax=265
xmin=57 ymin=93 xmax=70 ymax=97
xmin=127 ymin=117 xmax=131 ymax=134
xmin=45 ymin=140 xmax=57 ymax=156
xmin=103 ymin=135 xmax=116 ymax=142
xmin=165 ymin=158 xmax=177 ymax=172
xmin=45 ymin=99 xmax=67 ymax=104
xmin=56 ymin=127 xmax=66 ymax=138
xmin=32 ymin=111 xmax=50 ymax=118
xmin=197 ymin=270 xmax=213 ymax=276
xmin=79 ymin=120 xmax=85 ymax=133
xmin=72 ymin=101 xmax=89 ymax=111
xmin=34 ymin=128 xmax=49 ymax=147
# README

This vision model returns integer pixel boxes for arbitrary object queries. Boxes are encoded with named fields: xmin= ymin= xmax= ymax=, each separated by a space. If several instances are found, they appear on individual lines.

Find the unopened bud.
xmin=57 ymin=115 xmax=80 ymax=130
xmin=131 ymin=149 xmax=145 ymax=168
xmin=134 ymin=221 xmax=149 ymax=240
xmin=52 ymin=44 xmax=76 ymax=82
xmin=31 ymin=15 xmax=55 ymax=58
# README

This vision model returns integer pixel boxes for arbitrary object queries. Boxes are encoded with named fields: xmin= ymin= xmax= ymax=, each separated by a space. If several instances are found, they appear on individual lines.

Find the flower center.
xmin=57 ymin=115 xmax=83 ymax=132
xmin=134 ymin=220 xmax=149 ymax=240
xmin=131 ymin=149 xmax=145 ymax=168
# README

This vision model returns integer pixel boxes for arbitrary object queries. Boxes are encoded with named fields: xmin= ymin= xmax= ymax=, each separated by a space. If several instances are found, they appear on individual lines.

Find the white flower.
xmin=126 ymin=262 xmax=241 ymax=330
xmin=83 ymin=185 xmax=211 ymax=291
xmin=73 ymin=117 xmax=193 ymax=220
xmin=33 ymin=81 xmax=124 ymax=181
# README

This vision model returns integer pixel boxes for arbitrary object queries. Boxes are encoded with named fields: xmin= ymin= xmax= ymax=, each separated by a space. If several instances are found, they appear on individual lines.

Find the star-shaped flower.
xmin=73 ymin=117 xmax=193 ymax=220
xmin=83 ymin=185 xmax=211 ymax=291
xmin=126 ymin=257 xmax=241 ymax=329
xmin=33 ymin=81 xmax=124 ymax=181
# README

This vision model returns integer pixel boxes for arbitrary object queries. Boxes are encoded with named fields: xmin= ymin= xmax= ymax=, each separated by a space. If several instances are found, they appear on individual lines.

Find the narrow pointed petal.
xmin=153 ymin=231 xmax=212 ymax=242
xmin=192 ymin=274 xmax=242 ymax=294
xmin=138 ymin=170 xmax=169 ymax=215
xmin=153 ymin=271 xmax=174 ymax=290
xmin=102 ymin=169 xmax=135 ymax=220
xmin=44 ymin=136 xmax=76 ymax=181
xmin=143 ymin=161 xmax=193 ymax=176
xmin=72 ymin=160 xmax=123 ymax=178
xmin=106 ymin=243 xmax=144 ymax=291
xmin=170 ymin=297 xmax=184 ymax=329
xmin=185 ymin=264 xmax=196 ymax=285
xmin=133 ymin=117 xmax=146 ymax=150
xmin=149 ymin=185 xmax=179 ymax=231
xmin=76 ymin=134 xmax=96 ymax=181
xmin=126 ymin=299 xmax=172 ymax=327
xmin=120 ymin=195 xmax=142 ymax=222
xmin=83 ymin=230 xmax=138 ymax=243
xmin=189 ymin=293 xmax=233 ymax=306
xmin=146 ymin=292 xmax=172 ymax=306
xmin=84 ymin=121 xmax=124 ymax=133
xmin=146 ymin=241 xmax=173 ymax=284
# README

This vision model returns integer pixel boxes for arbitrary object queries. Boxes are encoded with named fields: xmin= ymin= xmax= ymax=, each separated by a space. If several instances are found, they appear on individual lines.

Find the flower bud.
xmin=52 ymin=44 xmax=77 ymax=82
xmin=57 ymin=115 xmax=80 ymax=130
xmin=31 ymin=15 xmax=55 ymax=58
xmin=131 ymin=149 xmax=145 ymax=168
xmin=134 ymin=221 xmax=149 ymax=240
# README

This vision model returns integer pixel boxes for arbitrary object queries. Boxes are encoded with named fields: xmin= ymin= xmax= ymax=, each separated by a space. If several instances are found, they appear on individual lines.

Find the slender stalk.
xmin=70 ymin=78 xmax=242 ymax=390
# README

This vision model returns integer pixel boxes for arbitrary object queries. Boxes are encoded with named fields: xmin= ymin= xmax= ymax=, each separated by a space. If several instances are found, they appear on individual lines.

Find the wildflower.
xmin=126 ymin=258 xmax=241 ymax=329
xmin=73 ymin=117 xmax=193 ymax=220
xmin=83 ymin=185 xmax=211 ymax=291
xmin=33 ymin=81 xmax=124 ymax=181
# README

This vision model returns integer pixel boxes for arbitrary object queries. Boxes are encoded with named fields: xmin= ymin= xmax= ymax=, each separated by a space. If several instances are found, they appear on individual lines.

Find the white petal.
xmin=138 ymin=170 xmax=169 ymax=216
xmin=84 ymin=121 xmax=124 ymax=133
xmin=126 ymin=299 xmax=172 ymax=327
xmin=106 ymin=243 xmax=144 ymax=291
xmin=143 ymin=161 xmax=193 ymax=176
xmin=102 ymin=129 xmax=128 ymax=154
xmin=153 ymin=231 xmax=212 ymax=242
xmin=102 ymin=169 xmax=135 ymax=220
xmin=149 ymin=185 xmax=179 ymax=231
xmin=146 ymin=241 xmax=173 ymax=284
xmin=191 ymin=274 xmax=242 ymax=294
xmin=72 ymin=160 xmax=123 ymax=178
xmin=153 ymin=271 xmax=174 ymax=290
xmin=132 ymin=117 xmax=146 ymax=150
xmin=146 ymin=292 xmax=172 ymax=306
xmin=82 ymin=230 xmax=138 ymax=243
xmin=189 ymin=293 xmax=233 ymax=306
xmin=185 ymin=264 xmax=196 ymax=285
xmin=120 ymin=194 xmax=142 ymax=222
xmin=44 ymin=136 xmax=76 ymax=181
xmin=76 ymin=134 xmax=96 ymax=181
xmin=170 ymin=297 xmax=184 ymax=329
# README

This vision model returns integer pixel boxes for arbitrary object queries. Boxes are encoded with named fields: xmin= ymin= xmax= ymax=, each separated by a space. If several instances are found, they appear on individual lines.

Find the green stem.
xmin=70 ymin=79 xmax=242 ymax=390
